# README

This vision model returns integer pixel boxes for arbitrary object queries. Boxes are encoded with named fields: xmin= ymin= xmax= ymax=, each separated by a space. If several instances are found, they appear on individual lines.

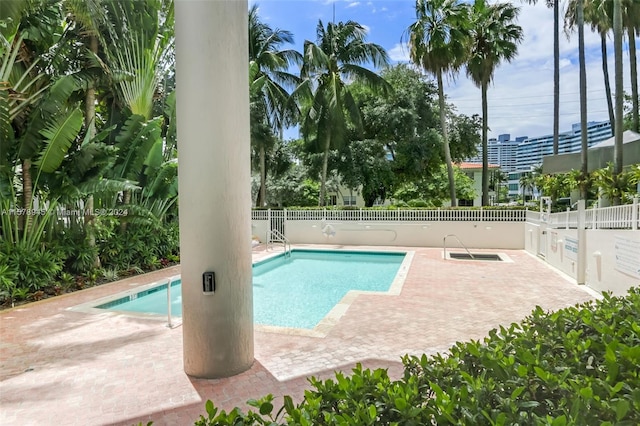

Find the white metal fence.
xmin=252 ymin=208 xmax=527 ymax=222
xmin=527 ymin=200 xmax=639 ymax=230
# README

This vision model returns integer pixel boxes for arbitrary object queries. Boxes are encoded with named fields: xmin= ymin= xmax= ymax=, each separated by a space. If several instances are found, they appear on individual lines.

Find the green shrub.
xmin=0 ymin=242 xmax=63 ymax=292
xmin=193 ymin=287 xmax=640 ymax=425
xmin=99 ymin=220 xmax=179 ymax=271
xmin=407 ymin=199 xmax=430 ymax=208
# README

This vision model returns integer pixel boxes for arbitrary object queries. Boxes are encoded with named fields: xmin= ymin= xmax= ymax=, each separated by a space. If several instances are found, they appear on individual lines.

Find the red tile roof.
xmin=456 ymin=162 xmax=501 ymax=170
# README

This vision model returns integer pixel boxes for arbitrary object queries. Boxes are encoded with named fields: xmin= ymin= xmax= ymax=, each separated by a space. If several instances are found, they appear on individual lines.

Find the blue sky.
xmin=250 ymin=0 xmax=637 ymax=141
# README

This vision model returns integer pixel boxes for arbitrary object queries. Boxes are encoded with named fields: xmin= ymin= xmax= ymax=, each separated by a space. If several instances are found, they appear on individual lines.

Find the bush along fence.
xmin=187 ymin=287 xmax=640 ymax=426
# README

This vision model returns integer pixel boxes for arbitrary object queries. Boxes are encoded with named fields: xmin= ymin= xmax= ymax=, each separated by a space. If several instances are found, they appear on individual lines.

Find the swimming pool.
xmin=95 ymin=249 xmax=409 ymax=329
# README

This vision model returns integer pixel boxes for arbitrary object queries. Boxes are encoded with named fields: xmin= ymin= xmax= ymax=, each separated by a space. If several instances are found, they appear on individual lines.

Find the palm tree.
xmin=248 ymin=4 xmax=301 ymax=207
xmin=587 ymin=0 xmax=615 ymax=133
xmin=490 ymin=169 xmax=508 ymax=203
xmin=465 ymin=0 xmax=523 ymax=206
xmin=565 ymin=0 xmax=604 ymax=199
xmin=406 ymin=0 xmax=470 ymax=207
xmin=577 ymin=0 xmax=589 ymax=200
xmin=96 ymin=0 xmax=175 ymax=225
xmin=623 ymin=0 xmax=639 ymax=133
xmin=523 ymin=0 xmax=560 ymax=155
xmin=565 ymin=0 xmax=615 ymax=135
xmin=612 ymin=0 xmax=624 ymax=204
xmin=66 ymin=0 xmax=108 ymax=267
xmin=519 ymin=171 xmax=535 ymax=203
xmin=300 ymin=20 xmax=389 ymax=206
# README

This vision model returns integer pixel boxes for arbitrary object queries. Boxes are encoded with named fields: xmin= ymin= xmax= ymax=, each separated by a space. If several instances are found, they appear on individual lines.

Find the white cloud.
xmin=347 ymin=2 xmax=360 ymax=8
xmin=388 ymin=42 xmax=410 ymax=62
xmin=441 ymin=2 xmax=632 ymax=140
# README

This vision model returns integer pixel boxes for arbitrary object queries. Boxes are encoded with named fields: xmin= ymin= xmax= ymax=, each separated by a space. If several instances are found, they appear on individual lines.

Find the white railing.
xmin=588 ymin=203 xmax=638 ymax=230
xmin=539 ymin=200 xmax=639 ymax=230
xmin=266 ymin=228 xmax=291 ymax=256
xmin=252 ymin=208 xmax=527 ymax=222
xmin=526 ymin=210 xmax=542 ymax=223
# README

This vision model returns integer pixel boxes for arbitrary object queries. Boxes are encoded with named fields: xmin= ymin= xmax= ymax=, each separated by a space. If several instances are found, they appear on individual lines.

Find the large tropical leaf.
xmin=34 ymin=107 xmax=83 ymax=173
xmin=1 ymin=34 xmax=48 ymax=123
xmin=143 ymin=158 xmax=177 ymax=199
xmin=18 ymin=74 xmax=80 ymax=159
xmin=143 ymin=138 xmax=163 ymax=172
xmin=112 ymin=114 xmax=162 ymax=181
xmin=99 ymin=0 xmax=174 ymax=120
xmin=0 ymin=85 xmax=13 ymax=151
xmin=77 ymin=178 xmax=140 ymax=196
xmin=0 ymin=0 xmax=28 ymax=41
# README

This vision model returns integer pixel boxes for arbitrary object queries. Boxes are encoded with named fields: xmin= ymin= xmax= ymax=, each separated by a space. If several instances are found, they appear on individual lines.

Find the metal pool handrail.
xmin=166 ymin=277 xmax=174 ymax=328
xmin=266 ymin=229 xmax=291 ymax=257
xmin=443 ymin=234 xmax=475 ymax=260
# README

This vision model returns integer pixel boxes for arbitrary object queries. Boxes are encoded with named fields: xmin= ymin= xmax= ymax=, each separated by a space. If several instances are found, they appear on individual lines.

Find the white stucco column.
xmin=175 ymin=0 xmax=253 ymax=378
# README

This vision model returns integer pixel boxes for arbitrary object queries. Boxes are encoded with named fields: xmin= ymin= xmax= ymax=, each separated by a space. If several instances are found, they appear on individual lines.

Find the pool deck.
xmin=0 ymin=245 xmax=599 ymax=426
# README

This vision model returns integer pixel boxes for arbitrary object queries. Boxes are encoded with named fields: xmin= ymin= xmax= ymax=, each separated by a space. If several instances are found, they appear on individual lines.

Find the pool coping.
xmin=66 ymin=248 xmax=416 ymax=338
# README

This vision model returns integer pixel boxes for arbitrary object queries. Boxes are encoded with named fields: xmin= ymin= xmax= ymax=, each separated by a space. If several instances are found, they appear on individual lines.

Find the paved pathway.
xmin=0 ymin=246 xmax=598 ymax=425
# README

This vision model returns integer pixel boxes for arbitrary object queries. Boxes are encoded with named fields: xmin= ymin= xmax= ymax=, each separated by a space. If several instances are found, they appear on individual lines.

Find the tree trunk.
xmin=21 ymin=158 xmax=32 ymax=236
xmin=577 ymin=0 xmax=589 ymax=200
xmin=628 ymin=26 xmax=638 ymax=133
xmin=85 ymin=34 xmax=101 ymax=268
xmin=613 ymin=0 xmax=624 ymax=205
xmin=438 ymin=71 xmax=456 ymax=207
xmin=319 ymin=135 xmax=331 ymax=207
xmin=257 ymin=144 xmax=266 ymax=207
xmin=600 ymin=32 xmax=615 ymax=135
xmin=119 ymin=190 xmax=131 ymax=232
xmin=481 ymin=82 xmax=489 ymax=206
xmin=553 ymin=0 xmax=560 ymax=155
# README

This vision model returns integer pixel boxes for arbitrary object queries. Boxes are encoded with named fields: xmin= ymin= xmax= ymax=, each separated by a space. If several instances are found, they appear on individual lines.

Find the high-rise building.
xmin=468 ymin=133 xmax=521 ymax=173
xmin=484 ymin=120 xmax=613 ymax=199
xmin=515 ymin=120 xmax=612 ymax=171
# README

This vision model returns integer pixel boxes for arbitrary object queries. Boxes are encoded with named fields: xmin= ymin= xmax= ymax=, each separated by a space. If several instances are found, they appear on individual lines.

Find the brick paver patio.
xmin=0 ymin=246 xmax=599 ymax=426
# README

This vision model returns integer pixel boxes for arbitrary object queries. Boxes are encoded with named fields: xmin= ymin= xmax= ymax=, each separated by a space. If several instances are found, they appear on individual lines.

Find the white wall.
xmin=540 ymin=228 xmax=579 ymax=281
xmin=251 ymin=221 xmax=269 ymax=242
xmin=262 ymin=220 xmax=524 ymax=249
xmin=585 ymin=230 xmax=640 ymax=295
xmin=524 ymin=222 xmax=541 ymax=255
xmin=524 ymin=220 xmax=639 ymax=295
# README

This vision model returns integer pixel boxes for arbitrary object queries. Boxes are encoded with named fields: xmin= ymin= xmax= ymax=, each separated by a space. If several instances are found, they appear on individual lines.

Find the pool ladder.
xmin=443 ymin=234 xmax=475 ymax=260
xmin=266 ymin=229 xmax=291 ymax=257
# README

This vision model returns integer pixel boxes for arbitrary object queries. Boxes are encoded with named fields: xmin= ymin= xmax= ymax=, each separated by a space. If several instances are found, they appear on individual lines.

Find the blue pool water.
xmin=97 ymin=249 xmax=405 ymax=329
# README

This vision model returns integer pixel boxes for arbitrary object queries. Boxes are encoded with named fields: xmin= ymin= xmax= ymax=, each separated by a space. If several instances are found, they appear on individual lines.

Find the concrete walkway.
xmin=0 ymin=246 xmax=598 ymax=426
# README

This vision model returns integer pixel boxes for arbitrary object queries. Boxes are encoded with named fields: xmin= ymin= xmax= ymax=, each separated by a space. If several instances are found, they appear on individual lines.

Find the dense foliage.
xmin=192 ymin=287 xmax=640 ymax=425
xmin=0 ymin=0 xmax=178 ymax=306
xmin=1 ymin=1 xmax=637 ymax=304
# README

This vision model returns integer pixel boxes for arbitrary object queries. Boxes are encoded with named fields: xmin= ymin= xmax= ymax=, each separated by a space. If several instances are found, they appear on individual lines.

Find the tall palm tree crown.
xmin=407 ymin=0 xmax=470 ymax=207
xmin=248 ymin=4 xmax=301 ymax=206
xmin=466 ymin=0 xmax=523 ymax=206
xmin=248 ymin=4 xmax=301 ymax=132
xmin=300 ymin=19 xmax=389 ymax=206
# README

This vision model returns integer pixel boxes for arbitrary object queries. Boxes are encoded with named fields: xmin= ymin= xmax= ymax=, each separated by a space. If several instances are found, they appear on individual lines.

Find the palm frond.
xmin=113 ymin=114 xmax=162 ymax=180
xmin=0 ymin=85 xmax=13 ymax=148
xmin=143 ymin=138 xmax=163 ymax=172
xmin=77 ymin=178 xmax=140 ymax=196
xmin=34 ymin=108 xmax=83 ymax=173
xmin=143 ymin=158 xmax=178 ymax=200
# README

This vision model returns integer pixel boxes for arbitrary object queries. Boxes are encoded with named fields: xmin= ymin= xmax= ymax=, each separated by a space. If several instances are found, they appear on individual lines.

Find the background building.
xmin=468 ymin=121 xmax=613 ymax=200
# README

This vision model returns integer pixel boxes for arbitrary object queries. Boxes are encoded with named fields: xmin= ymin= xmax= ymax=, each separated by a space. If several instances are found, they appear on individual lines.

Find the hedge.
xmin=189 ymin=287 xmax=639 ymax=425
